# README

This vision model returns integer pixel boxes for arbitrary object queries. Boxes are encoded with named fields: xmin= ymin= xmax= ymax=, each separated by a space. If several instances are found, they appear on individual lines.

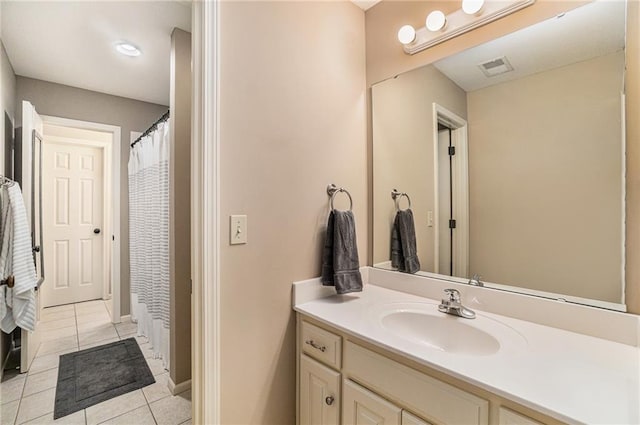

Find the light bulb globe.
xmin=462 ymin=0 xmax=485 ymax=15
xmin=426 ymin=11 xmax=446 ymax=32
xmin=397 ymin=25 xmax=416 ymax=45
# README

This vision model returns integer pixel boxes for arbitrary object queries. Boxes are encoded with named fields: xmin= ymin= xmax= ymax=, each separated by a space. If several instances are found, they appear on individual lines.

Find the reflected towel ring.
xmin=327 ymin=184 xmax=353 ymax=212
xmin=391 ymin=189 xmax=412 ymax=211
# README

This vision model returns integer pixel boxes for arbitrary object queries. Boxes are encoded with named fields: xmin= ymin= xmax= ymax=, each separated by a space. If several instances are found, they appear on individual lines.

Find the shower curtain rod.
xmin=131 ymin=110 xmax=170 ymax=148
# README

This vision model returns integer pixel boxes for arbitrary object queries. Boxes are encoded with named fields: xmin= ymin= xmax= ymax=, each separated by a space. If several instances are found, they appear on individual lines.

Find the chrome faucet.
xmin=438 ymin=289 xmax=476 ymax=319
xmin=468 ymin=273 xmax=484 ymax=287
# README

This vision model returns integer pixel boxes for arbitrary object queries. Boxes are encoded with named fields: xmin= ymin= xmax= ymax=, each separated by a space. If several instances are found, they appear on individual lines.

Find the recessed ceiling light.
xmin=115 ymin=42 xmax=141 ymax=57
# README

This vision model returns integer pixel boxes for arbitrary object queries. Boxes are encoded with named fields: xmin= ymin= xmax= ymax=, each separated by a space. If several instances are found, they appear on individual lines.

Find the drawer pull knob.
xmin=325 ymin=396 xmax=335 ymax=406
xmin=305 ymin=339 xmax=327 ymax=352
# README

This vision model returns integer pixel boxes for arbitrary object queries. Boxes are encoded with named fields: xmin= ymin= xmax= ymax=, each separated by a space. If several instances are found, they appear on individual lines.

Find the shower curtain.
xmin=128 ymin=120 xmax=170 ymax=368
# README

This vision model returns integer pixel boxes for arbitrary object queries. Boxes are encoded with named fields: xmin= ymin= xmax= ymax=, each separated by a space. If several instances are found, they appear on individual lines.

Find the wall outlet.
xmin=230 ymin=215 xmax=247 ymax=245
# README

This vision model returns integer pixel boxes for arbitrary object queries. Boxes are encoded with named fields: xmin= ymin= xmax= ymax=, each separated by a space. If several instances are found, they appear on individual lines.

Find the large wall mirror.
xmin=372 ymin=0 xmax=627 ymax=310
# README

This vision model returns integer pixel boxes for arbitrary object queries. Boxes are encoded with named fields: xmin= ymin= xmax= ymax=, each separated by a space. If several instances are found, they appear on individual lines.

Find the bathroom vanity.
xmin=293 ymin=268 xmax=640 ymax=425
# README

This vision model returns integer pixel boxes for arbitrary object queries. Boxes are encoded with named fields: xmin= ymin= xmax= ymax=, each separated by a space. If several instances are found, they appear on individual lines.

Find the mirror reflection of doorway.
xmin=433 ymin=103 xmax=469 ymax=278
xmin=438 ymin=124 xmax=454 ymax=276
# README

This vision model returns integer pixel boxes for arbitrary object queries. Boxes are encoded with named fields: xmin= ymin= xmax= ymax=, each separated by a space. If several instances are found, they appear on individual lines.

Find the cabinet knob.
xmin=325 ymin=395 xmax=335 ymax=406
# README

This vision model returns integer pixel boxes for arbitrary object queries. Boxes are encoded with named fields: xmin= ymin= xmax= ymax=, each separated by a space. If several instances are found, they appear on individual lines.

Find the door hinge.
xmin=449 ymin=219 xmax=457 ymax=229
xmin=448 ymin=146 xmax=456 ymax=156
xmin=112 ymin=235 xmax=115 ymax=241
xmin=190 ymin=279 xmax=193 ymax=294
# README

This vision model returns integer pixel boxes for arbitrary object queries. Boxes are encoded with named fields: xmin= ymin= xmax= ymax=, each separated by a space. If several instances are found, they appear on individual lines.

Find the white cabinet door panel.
xmin=300 ymin=355 xmax=340 ymax=425
xmin=401 ymin=411 xmax=431 ymax=425
xmin=343 ymin=379 xmax=401 ymax=425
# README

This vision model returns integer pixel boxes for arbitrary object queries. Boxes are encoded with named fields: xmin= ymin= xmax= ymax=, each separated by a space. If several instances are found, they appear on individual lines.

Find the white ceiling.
xmin=351 ymin=0 xmax=382 ymax=11
xmin=1 ymin=1 xmax=191 ymax=106
xmin=433 ymin=0 xmax=626 ymax=92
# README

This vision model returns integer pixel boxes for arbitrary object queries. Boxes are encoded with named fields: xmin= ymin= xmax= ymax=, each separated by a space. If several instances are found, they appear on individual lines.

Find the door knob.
xmin=325 ymin=396 xmax=335 ymax=406
xmin=94 ymin=228 xmax=101 ymax=234
xmin=33 ymin=246 xmax=40 ymax=253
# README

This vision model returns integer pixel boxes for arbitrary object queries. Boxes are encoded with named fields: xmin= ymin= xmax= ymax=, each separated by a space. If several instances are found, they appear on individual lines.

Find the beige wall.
xmin=365 ymin=0 xmax=640 ymax=313
xmin=16 ymin=77 xmax=168 ymax=315
xmin=372 ymin=65 xmax=466 ymax=269
xmin=625 ymin=0 xmax=640 ymax=314
xmin=219 ymin=1 xmax=366 ymax=423
xmin=467 ymin=51 xmax=624 ymax=303
xmin=169 ymin=28 xmax=191 ymax=387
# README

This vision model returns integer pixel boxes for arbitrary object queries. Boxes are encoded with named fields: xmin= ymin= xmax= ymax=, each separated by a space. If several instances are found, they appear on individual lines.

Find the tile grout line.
xmin=140 ymin=387 xmax=160 ymax=425
xmin=74 ymin=304 xmax=81 ymax=350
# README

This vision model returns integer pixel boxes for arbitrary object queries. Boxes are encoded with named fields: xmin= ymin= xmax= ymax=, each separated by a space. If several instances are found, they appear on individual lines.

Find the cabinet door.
xmin=343 ymin=379 xmax=402 ymax=425
xmin=300 ymin=355 xmax=341 ymax=425
xmin=401 ymin=411 xmax=431 ymax=425
xmin=499 ymin=408 xmax=543 ymax=425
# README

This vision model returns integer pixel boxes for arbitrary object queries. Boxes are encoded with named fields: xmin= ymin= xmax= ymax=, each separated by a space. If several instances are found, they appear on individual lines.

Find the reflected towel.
xmin=321 ymin=210 xmax=363 ymax=294
xmin=391 ymin=209 xmax=420 ymax=274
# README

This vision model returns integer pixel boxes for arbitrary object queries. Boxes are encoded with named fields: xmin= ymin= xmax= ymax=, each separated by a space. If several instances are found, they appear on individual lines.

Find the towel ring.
xmin=391 ymin=189 xmax=411 ymax=211
xmin=327 ymin=184 xmax=353 ymax=212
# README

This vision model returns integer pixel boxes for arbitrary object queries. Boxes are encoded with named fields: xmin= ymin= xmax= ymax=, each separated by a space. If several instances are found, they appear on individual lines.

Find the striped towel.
xmin=0 ymin=184 xmax=37 ymax=332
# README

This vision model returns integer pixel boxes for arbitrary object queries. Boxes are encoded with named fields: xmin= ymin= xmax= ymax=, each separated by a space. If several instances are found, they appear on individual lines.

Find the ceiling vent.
xmin=478 ymin=56 xmax=514 ymax=77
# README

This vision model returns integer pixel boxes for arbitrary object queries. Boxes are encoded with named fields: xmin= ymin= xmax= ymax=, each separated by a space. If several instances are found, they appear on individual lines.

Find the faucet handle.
xmin=469 ymin=273 xmax=484 ymax=287
xmin=444 ymin=288 xmax=461 ymax=303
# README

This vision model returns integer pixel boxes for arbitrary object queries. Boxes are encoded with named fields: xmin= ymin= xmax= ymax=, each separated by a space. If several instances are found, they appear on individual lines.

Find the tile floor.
xmin=1 ymin=300 xmax=191 ymax=425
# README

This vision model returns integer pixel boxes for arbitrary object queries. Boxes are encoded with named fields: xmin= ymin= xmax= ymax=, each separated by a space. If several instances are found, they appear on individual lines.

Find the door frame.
xmin=41 ymin=115 xmax=122 ymax=323
xmin=192 ymin=1 xmax=221 ymax=423
xmin=432 ymin=103 xmax=469 ymax=278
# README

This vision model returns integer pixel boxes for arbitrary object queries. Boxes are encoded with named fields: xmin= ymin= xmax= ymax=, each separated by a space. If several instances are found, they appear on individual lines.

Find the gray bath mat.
xmin=54 ymin=337 xmax=155 ymax=419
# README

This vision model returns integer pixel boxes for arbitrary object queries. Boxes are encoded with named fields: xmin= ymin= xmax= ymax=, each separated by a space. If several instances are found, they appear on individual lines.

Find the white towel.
xmin=0 ymin=184 xmax=37 ymax=332
xmin=0 ymin=186 xmax=13 ymax=330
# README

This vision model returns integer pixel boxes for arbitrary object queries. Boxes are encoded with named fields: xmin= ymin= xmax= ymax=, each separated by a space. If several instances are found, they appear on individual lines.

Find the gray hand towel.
xmin=321 ymin=210 xmax=363 ymax=294
xmin=391 ymin=209 xmax=420 ymax=274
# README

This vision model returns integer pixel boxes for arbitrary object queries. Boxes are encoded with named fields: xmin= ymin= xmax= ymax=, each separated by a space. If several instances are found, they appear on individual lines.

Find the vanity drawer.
xmin=301 ymin=320 xmax=342 ymax=369
xmin=344 ymin=341 xmax=489 ymax=425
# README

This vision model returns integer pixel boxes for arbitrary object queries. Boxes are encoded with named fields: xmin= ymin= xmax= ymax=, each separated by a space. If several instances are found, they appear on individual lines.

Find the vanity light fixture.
xmin=115 ymin=42 xmax=142 ymax=57
xmin=398 ymin=0 xmax=535 ymax=55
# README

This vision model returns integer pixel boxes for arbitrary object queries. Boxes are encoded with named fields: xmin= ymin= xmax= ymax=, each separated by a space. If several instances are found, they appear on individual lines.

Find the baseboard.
xmin=167 ymin=376 xmax=192 ymax=396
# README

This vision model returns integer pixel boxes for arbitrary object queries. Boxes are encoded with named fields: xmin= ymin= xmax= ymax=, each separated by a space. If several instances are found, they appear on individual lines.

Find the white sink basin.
xmin=372 ymin=302 xmax=527 ymax=356
xmin=381 ymin=311 xmax=500 ymax=355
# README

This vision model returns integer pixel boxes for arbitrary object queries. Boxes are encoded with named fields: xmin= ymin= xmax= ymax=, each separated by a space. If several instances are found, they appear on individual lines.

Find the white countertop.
xmin=294 ymin=283 xmax=640 ymax=425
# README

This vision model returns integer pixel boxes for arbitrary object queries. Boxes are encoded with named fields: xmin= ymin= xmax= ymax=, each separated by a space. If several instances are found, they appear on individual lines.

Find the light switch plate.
xmin=230 ymin=215 xmax=247 ymax=245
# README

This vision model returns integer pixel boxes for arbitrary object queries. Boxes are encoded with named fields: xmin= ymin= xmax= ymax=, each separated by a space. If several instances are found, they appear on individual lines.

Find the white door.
xmin=342 ymin=379 xmax=401 ymax=425
xmin=42 ymin=141 xmax=104 ymax=306
xmin=438 ymin=127 xmax=452 ymax=276
xmin=300 ymin=355 xmax=340 ymax=425
xmin=19 ymin=100 xmax=43 ymax=372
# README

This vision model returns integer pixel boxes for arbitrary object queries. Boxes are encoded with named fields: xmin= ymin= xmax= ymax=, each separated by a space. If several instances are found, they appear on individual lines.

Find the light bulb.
xmin=397 ymin=25 xmax=416 ymax=45
xmin=426 ymin=11 xmax=446 ymax=32
xmin=462 ymin=0 xmax=485 ymax=15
